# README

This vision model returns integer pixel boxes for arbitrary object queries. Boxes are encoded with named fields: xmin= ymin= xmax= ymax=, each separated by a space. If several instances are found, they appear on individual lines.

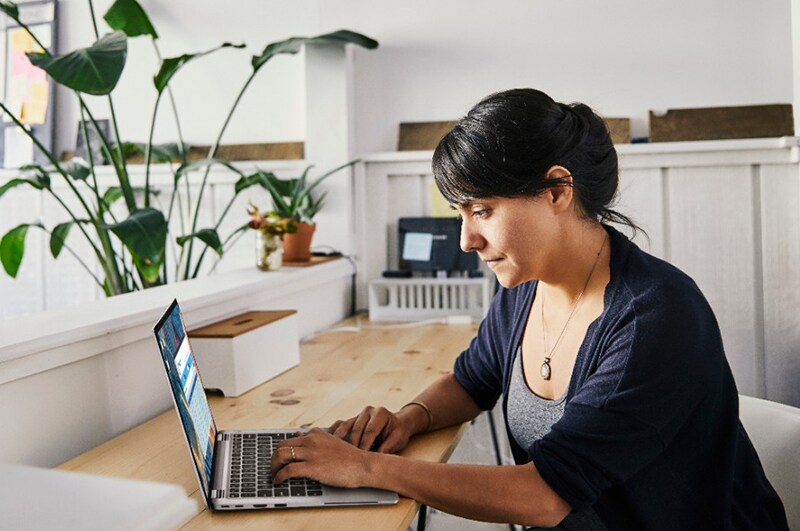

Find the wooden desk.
xmin=58 ymin=320 xmax=478 ymax=530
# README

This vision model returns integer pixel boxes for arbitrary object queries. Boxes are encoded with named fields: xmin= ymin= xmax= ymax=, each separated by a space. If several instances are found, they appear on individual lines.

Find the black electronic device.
xmin=397 ymin=217 xmax=478 ymax=273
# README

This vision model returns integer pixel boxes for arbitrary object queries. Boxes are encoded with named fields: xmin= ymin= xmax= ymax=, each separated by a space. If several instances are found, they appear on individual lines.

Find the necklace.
xmin=540 ymin=233 xmax=608 ymax=381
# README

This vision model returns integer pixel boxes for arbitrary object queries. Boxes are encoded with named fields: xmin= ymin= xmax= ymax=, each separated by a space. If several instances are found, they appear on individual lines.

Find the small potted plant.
xmin=260 ymin=160 xmax=355 ymax=261
xmin=247 ymin=204 xmax=296 ymax=271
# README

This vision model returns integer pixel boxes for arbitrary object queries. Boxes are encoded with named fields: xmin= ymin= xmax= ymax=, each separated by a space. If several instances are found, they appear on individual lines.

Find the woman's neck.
xmin=538 ymin=223 xmax=609 ymax=307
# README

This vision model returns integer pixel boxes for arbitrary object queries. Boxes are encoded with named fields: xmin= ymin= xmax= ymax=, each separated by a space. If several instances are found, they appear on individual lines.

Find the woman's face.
xmin=454 ymin=194 xmax=560 ymax=288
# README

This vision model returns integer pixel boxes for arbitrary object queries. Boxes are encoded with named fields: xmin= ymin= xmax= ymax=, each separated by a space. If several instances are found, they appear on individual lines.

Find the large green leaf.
xmin=252 ymin=30 xmax=378 ymax=73
xmin=0 ymin=223 xmax=42 ymax=278
xmin=257 ymin=161 xmax=355 ymax=221
xmin=18 ymin=164 xmax=52 ymax=189
xmin=50 ymin=221 xmax=75 ymax=259
xmin=112 ymin=141 xmax=188 ymax=163
xmin=61 ymin=158 xmax=91 ymax=181
xmin=103 ymin=0 xmax=158 ymax=39
xmin=234 ymin=172 xmax=269 ymax=194
xmin=0 ymin=177 xmax=47 ymax=198
xmin=258 ymin=172 xmax=294 ymax=219
xmin=101 ymin=187 xmax=124 ymax=213
xmin=27 ymin=32 xmax=127 ymax=95
xmin=175 ymin=158 xmax=244 ymax=183
xmin=0 ymin=1 xmax=19 ymax=20
xmin=107 ymin=208 xmax=166 ymax=283
xmin=154 ymin=42 xmax=244 ymax=93
xmin=176 ymin=228 xmax=223 ymax=257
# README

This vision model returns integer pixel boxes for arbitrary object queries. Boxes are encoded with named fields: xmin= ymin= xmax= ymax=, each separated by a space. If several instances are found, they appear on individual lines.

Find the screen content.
xmin=155 ymin=301 xmax=217 ymax=495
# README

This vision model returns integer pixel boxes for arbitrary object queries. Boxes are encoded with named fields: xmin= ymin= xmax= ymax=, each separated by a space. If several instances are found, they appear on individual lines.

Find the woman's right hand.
xmin=328 ymin=405 xmax=421 ymax=454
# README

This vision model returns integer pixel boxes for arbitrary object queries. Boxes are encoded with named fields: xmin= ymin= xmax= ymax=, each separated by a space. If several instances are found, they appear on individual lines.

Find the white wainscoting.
xmin=354 ymin=138 xmax=800 ymax=407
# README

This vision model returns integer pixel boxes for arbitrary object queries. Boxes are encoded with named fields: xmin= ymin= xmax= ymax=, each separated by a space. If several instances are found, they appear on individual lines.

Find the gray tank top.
xmin=508 ymin=346 xmax=608 ymax=531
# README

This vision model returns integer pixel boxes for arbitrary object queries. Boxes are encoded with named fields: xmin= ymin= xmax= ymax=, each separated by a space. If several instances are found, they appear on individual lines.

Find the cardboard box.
xmin=189 ymin=310 xmax=299 ymax=397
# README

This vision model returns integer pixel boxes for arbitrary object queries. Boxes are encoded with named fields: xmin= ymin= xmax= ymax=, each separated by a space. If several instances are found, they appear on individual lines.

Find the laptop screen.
xmin=153 ymin=300 xmax=217 ymax=499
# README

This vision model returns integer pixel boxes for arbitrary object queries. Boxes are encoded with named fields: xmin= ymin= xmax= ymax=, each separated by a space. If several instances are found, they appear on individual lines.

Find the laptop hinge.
xmin=211 ymin=435 xmax=231 ymax=492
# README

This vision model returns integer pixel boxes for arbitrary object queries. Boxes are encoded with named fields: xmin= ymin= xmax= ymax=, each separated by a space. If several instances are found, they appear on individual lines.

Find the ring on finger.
xmin=290 ymin=446 xmax=296 ymax=462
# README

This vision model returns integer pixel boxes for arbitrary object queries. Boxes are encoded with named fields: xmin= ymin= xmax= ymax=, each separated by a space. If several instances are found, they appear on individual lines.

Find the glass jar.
xmin=256 ymin=231 xmax=282 ymax=271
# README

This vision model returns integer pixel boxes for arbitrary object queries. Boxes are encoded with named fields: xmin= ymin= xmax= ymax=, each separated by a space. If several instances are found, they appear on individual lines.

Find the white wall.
xmin=54 ymin=0 xmax=316 ymax=153
xmin=51 ymin=0 xmax=793 ymax=157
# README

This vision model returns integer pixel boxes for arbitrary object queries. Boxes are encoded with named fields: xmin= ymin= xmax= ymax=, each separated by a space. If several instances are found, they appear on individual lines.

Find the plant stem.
xmin=191 ymin=187 xmax=240 ymax=273
xmin=0 ymin=100 xmax=127 ymax=293
xmin=151 ymin=41 xmax=187 ymax=163
xmin=1 ymin=102 xmax=95 ymax=223
xmin=78 ymin=106 xmax=128 ymax=292
xmin=79 ymin=101 xmax=136 ymax=211
xmin=144 ymin=91 xmax=163 ymax=208
xmin=87 ymin=0 xmax=100 ymax=37
xmin=43 ymin=191 xmax=105 ymax=265
xmin=78 ymin=106 xmax=103 ymax=217
xmin=87 ymin=0 xmax=132 ymax=214
xmin=13 ymin=18 xmax=50 ymax=57
xmin=184 ymin=72 xmax=257 ymax=279
xmin=207 ymin=227 xmax=247 ymax=275
xmin=34 ymin=226 xmax=105 ymax=289
xmin=10 ymin=11 xmax=133 ymax=213
xmin=45 ymin=189 xmax=120 ymax=292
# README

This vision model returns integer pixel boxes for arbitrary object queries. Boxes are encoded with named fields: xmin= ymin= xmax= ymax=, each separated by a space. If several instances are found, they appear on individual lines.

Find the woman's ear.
xmin=544 ymin=165 xmax=574 ymax=210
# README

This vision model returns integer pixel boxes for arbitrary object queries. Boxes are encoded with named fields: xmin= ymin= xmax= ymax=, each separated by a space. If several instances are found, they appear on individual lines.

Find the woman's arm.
xmin=272 ymin=429 xmax=571 ymax=527
xmin=331 ymin=372 xmax=483 ymax=452
xmin=375 ymin=456 xmax=571 ymax=527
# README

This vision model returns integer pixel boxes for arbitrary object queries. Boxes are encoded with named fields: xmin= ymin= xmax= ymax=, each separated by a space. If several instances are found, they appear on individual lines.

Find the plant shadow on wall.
xmin=0 ymin=0 xmax=377 ymax=295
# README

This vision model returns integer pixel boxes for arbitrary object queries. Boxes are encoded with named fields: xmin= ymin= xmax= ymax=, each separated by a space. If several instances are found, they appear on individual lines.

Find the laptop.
xmin=152 ymin=299 xmax=399 ymax=510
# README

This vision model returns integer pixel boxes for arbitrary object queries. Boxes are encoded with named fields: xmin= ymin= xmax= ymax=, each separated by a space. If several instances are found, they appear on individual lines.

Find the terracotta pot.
xmin=281 ymin=222 xmax=316 ymax=262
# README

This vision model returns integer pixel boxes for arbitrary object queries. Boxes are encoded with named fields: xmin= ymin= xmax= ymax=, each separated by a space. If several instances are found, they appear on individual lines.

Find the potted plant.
xmin=0 ymin=0 xmax=377 ymax=294
xmin=259 ymin=160 xmax=355 ymax=262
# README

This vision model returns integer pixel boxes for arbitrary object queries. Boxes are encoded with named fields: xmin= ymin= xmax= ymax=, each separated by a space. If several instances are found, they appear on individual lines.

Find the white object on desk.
xmin=189 ymin=310 xmax=300 ymax=397
xmin=368 ymin=277 xmax=491 ymax=322
xmin=0 ymin=465 xmax=197 ymax=531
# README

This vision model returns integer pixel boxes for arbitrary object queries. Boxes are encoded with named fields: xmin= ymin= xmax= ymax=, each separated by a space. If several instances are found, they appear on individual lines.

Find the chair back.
xmin=739 ymin=395 xmax=800 ymax=530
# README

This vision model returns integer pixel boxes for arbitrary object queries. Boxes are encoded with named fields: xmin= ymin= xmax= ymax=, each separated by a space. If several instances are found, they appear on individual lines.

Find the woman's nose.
xmin=460 ymin=219 xmax=482 ymax=253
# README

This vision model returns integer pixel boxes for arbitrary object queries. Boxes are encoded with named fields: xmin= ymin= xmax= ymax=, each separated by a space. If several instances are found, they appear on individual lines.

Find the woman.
xmin=271 ymin=88 xmax=789 ymax=530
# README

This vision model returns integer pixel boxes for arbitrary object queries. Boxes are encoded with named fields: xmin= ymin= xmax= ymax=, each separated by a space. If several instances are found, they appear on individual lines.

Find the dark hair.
xmin=432 ymin=88 xmax=641 ymax=236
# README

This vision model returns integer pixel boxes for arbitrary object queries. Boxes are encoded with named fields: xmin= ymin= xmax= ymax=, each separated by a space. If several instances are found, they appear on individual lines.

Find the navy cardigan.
xmin=453 ymin=226 xmax=788 ymax=530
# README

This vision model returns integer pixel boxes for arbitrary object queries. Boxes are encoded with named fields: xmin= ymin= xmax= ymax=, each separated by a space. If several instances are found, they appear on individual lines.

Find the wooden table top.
xmin=58 ymin=319 xmax=478 ymax=530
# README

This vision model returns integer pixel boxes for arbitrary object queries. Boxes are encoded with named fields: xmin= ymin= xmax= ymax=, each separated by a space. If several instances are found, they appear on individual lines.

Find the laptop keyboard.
xmin=227 ymin=432 xmax=323 ymax=499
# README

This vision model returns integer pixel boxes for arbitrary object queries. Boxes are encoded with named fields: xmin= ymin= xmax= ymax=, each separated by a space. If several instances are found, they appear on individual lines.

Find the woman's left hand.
xmin=271 ymin=428 xmax=374 ymax=488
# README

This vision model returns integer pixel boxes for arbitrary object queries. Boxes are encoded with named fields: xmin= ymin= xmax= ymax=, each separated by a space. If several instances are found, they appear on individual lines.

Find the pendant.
xmin=540 ymin=358 xmax=551 ymax=380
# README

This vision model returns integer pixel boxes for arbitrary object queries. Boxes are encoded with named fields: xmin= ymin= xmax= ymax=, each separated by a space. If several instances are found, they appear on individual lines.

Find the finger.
xmin=282 ymin=434 xmax=306 ymax=447
xmin=377 ymin=429 xmax=405 ymax=454
xmin=332 ymin=418 xmax=356 ymax=439
xmin=273 ymin=462 xmax=309 ymax=485
xmin=359 ymin=414 xmax=384 ymax=451
xmin=328 ymin=420 xmax=342 ymax=434
xmin=270 ymin=446 xmax=294 ymax=476
xmin=350 ymin=408 xmax=374 ymax=448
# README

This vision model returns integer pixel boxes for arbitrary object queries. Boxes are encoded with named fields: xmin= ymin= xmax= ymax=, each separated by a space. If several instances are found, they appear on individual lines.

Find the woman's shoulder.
xmin=609 ymin=228 xmax=710 ymax=316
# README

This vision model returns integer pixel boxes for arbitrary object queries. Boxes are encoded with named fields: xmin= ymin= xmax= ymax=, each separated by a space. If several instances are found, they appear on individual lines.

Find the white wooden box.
xmin=189 ymin=310 xmax=299 ymax=397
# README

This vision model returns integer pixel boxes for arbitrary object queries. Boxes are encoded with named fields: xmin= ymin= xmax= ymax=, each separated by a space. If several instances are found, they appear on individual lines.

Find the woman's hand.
xmin=328 ymin=405 xmax=420 ymax=454
xmin=271 ymin=428 xmax=375 ymax=487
